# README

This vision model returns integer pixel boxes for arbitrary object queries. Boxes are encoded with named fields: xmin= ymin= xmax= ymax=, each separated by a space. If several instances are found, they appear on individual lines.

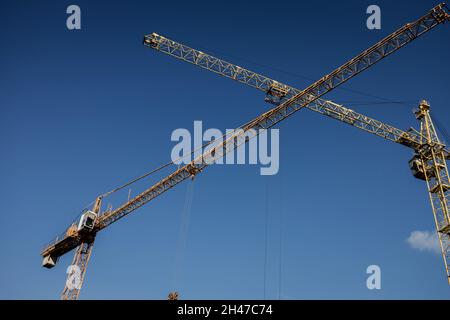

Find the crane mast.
xmin=41 ymin=4 xmax=450 ymax=299
xmin=415 ymin=101 xmax=450 ymax=280
xmin=60 ymin=197 xmax=102 ymax=300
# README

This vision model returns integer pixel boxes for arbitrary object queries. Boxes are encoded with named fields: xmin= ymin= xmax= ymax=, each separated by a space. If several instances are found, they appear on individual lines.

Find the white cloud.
xmin=406 ymin=230 xmax=441 ymax=254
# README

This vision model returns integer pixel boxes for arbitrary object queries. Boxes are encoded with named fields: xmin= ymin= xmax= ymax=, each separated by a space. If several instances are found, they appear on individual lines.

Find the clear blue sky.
xmin=1 ymin=0 xmax=449 ymax=299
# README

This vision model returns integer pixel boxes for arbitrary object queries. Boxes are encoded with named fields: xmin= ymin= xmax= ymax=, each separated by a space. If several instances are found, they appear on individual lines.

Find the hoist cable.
xmin=263 ymin=178 xmax=269 ymax=299
xmin=173 ymin=179 xmax=196 ymax=290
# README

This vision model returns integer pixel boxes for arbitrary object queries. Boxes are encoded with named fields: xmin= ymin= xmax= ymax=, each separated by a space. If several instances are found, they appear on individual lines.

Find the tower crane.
xmin=41 ymin=4 xmax=450 ymax=299
xmin=143 ymin=9 xmax=450 ymax=283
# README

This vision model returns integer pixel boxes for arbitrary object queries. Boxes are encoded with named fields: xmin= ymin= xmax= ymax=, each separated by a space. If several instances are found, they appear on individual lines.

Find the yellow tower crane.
xmin=41 ymin=4 xmax=450 ymax=299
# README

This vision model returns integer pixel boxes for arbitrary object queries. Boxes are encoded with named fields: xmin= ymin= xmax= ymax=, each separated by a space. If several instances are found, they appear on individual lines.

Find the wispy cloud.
xmin=406 ymin=230 xmax=441 ymax=254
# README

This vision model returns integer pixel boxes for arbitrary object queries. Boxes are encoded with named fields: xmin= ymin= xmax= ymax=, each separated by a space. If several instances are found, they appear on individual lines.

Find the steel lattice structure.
xmin=41 ymin=4 xmax=450 ymax=299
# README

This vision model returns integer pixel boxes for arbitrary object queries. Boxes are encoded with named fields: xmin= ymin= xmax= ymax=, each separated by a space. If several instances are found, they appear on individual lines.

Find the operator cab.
xmin=409 ymin=154 xmax=434 ymax=180
xmin=77 ymin=211 xmax=97 ymax=233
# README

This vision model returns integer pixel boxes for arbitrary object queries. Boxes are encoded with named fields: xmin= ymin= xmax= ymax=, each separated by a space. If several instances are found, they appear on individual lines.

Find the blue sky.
xmin=1 ymin=0 xmax=449 ymax=299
